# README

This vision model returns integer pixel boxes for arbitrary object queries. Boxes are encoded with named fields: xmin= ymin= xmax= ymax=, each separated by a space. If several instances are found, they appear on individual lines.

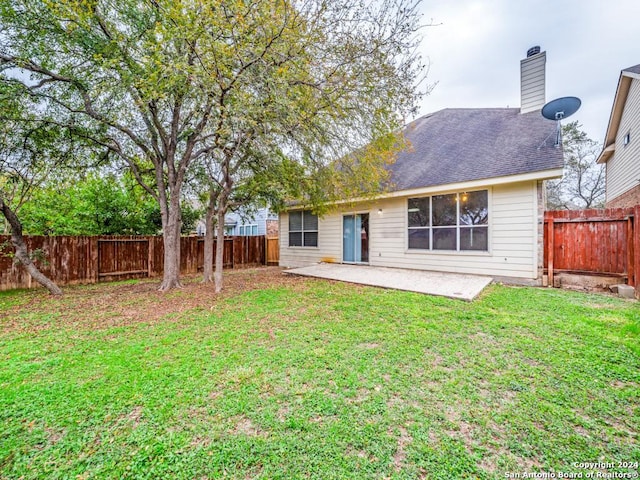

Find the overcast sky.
xmin=415 ymin=0 xmax=639 ymax=144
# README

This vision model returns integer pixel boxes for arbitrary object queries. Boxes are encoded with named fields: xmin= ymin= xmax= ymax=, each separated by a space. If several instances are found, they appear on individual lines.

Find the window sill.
xmin=287 ymin=246 xmax=319 ymax=250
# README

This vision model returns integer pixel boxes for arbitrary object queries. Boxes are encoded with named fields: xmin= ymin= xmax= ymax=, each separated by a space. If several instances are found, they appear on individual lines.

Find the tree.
xmin=0 ymin=198 xmax=62 ymax=295
xmin=15 ymin=174 xmax=162 ymax=235
xmin=0 ymin=85 xmax=72 ymax=295
xmin=190 ymin=1 xmax=424 ymax=291
xmin=546 ymin=121 xmax=605 ymax=210
xmin=0 ymin=0 xmax=426 ymax=291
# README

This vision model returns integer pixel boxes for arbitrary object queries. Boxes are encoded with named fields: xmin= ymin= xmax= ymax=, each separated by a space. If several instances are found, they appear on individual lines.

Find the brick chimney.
xmin=520 ymin=46 xmax=546 ymax=113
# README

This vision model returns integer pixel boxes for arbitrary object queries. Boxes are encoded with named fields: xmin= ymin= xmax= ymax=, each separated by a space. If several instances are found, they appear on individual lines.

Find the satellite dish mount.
xmin=541 ymin=96 xmax=581 ymax=147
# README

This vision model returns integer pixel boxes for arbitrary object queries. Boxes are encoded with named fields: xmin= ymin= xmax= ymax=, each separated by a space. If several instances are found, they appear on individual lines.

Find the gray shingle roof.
xmin=389 ymin=108 xmax=564 ymax=191
xmin=623 ymin=64 xmax=640 ymax=75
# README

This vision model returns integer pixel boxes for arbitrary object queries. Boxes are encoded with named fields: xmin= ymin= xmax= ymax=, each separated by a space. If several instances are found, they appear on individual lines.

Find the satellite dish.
xmin=541 ymin=96 xmax=581 ymax=147
xmin=542 ymin=96 xmax=581 ymax=121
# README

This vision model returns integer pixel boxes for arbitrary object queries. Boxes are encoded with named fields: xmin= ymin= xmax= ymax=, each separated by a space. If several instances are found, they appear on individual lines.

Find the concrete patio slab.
xmin=284 ymin=263 xmax=493 ymax=301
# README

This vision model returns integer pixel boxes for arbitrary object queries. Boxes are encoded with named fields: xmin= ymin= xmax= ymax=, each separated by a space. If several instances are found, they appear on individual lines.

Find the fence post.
xmin=627 ymin=215 xmax=636 ymax=287
xmin=635 ymin=206 xmax=640 ymax=298
xmin=91 ymin=236 xmax=99 ymax=283
xmin=548 ymin=217 xmax=554 ymax=288
xmin=231 ymin=237 xmax=235 ymax=269
xmin=147 ymin=237 xmax=154 ymax=278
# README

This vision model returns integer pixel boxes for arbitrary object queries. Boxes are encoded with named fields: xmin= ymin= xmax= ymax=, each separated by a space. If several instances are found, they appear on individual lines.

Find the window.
xmin=289 ymin=210 xmax=318 ymax=247
xmin=624 ymin=131 xmax=631 ymax=146
xmin=459 ymin=190 xmax=488 ymax=251
xmin=237 ymin=224 xmax=258 ymax=236
xmin=408 ymin=198 xmax=430 ymax=249
xmin=432 ymin=193 xmax=457 ymax=250
xmin=407 ymin=190 xmax=488 ymax=252
xmin=224 ymin=226 xmax=235 ymax=236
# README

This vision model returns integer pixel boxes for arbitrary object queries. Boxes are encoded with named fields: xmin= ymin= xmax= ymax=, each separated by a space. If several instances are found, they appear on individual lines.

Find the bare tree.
xmin=546 ymin=121 xmax=605 ymax=210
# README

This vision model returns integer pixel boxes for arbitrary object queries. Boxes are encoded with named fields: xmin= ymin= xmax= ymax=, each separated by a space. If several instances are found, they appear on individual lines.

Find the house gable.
xmin=598 ymin=64 xmax=640 ymax=205
xmin=598 ymin=64 xmax=640 ymax=164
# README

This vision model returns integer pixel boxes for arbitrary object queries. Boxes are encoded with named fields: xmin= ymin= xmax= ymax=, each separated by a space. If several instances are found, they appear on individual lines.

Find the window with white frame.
xmin=238 ymin=224 xmax=258 ymax=236
xmin=408 ymin=190 xmax=488 ymax=251
xmin=289 ymin=210 xmax=318 ymax=247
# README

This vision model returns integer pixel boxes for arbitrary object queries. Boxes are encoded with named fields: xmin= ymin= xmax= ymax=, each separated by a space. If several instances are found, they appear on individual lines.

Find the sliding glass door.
xmin=343 ymin=214 xmax=369 ymax=263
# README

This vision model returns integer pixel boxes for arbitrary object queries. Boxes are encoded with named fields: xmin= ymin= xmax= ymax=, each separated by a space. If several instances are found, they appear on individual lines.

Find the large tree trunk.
xmin=214 ymin=203 xmax=227 ymax=293
xmin=202 ymin=189 xmax=216 ymax=283
xmin=0 ymin=198 xmax=62 ymax=295
xmin=158 ymin=191 xmax=183 ymax=291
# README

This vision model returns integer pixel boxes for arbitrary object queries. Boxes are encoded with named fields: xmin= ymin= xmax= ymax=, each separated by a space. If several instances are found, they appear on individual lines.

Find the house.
xmin=597 ymin=64 xmax=640 ymax=207
xmin=224 ymin=207 xmax=279 ymax=236
xmin=196 ymin=207 xmax=278 ymax=237
xmin=279 ymin=47 xmax=564 ymax=283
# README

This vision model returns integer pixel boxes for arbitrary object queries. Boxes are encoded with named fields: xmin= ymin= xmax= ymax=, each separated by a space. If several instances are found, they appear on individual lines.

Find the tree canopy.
xmin=0 ymin=0 xmax=427 ymax=290
xmin=16 ymin=174 xmax=163 ymax=236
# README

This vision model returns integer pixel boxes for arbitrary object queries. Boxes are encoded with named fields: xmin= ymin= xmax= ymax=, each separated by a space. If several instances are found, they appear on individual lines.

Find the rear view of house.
xmin=280 ymin=48 xmax=564 ymax=283
xmin=597 ymin=64 xmax=640 ymax=207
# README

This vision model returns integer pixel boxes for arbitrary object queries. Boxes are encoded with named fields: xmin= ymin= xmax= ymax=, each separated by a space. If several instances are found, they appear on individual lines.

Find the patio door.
xmin=343 ymin=214 xmax=369 ymax=264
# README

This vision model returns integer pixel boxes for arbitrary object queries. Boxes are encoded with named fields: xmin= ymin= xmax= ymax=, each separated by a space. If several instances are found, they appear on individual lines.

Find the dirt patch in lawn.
xmin=392 ymin=425 xmax=412 ymax=472
xmin=1 ymin=267 xmax=307 ymax=333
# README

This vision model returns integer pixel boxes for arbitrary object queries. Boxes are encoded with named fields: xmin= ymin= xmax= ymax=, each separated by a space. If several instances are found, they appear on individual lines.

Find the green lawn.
xmin=1 ymin=269 xmax=639 ymax=479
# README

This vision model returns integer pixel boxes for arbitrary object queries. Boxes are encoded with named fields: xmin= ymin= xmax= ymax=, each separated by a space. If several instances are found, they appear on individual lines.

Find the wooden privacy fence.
xmin=0 ymin=235 xmax=280 ymax=291
xmin=544 ymin=207 xmax=640 ymax=289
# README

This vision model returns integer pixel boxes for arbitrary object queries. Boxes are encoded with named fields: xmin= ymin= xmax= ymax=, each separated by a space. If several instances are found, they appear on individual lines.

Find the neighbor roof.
xmin=623 ymin=64 xmax=640 ymax=75
xmin=389 ymin=108 xmax=563 ymax=191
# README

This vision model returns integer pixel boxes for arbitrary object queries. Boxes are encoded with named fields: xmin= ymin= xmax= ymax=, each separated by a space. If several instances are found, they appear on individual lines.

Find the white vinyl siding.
xmin=280 ymin=212 xmax=342 ymax=267
xmin=520 ymin=52 xmax=546 ymax=113
xmin=280 ymin=181 xmax=540 ymax=279
xmin=607 ymin=78 xmax=640 ymax=202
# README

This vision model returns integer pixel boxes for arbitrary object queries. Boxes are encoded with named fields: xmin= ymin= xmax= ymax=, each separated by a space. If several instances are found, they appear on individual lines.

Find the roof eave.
xmin=283 ymin=168 xmax=564 ymax=211
xmin=597 ymin=143 xmax=616 ymax=164
xmin=383 ymin=168 xmax=564 ymax=199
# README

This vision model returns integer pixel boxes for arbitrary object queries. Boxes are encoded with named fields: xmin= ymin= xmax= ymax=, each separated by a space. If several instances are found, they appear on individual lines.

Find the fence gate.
xmin=266 ymin=236 xmax=279 ymax=266
xmin=544 ymin=208 xmax=637 ymax=288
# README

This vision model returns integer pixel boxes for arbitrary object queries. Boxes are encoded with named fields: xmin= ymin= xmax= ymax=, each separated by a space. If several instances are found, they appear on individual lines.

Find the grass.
xmin=0 ymin=268 xmax=639 ymax=479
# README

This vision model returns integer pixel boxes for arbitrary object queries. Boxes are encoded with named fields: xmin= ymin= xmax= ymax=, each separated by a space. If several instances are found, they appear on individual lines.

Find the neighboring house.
xmin=279 ymin=47 xmax=564 ymax=283
xmin=225 ymin=207 xmax=279 ymax=236
xmin=196 ymin=207 xmax=278 ymax=237
xmin=597 ymin=64 xmax=640 ymax=207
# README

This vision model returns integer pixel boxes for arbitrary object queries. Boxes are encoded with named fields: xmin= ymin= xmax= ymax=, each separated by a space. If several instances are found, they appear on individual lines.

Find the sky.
xmin=415 ymin=0 xmax=640 ymax=144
